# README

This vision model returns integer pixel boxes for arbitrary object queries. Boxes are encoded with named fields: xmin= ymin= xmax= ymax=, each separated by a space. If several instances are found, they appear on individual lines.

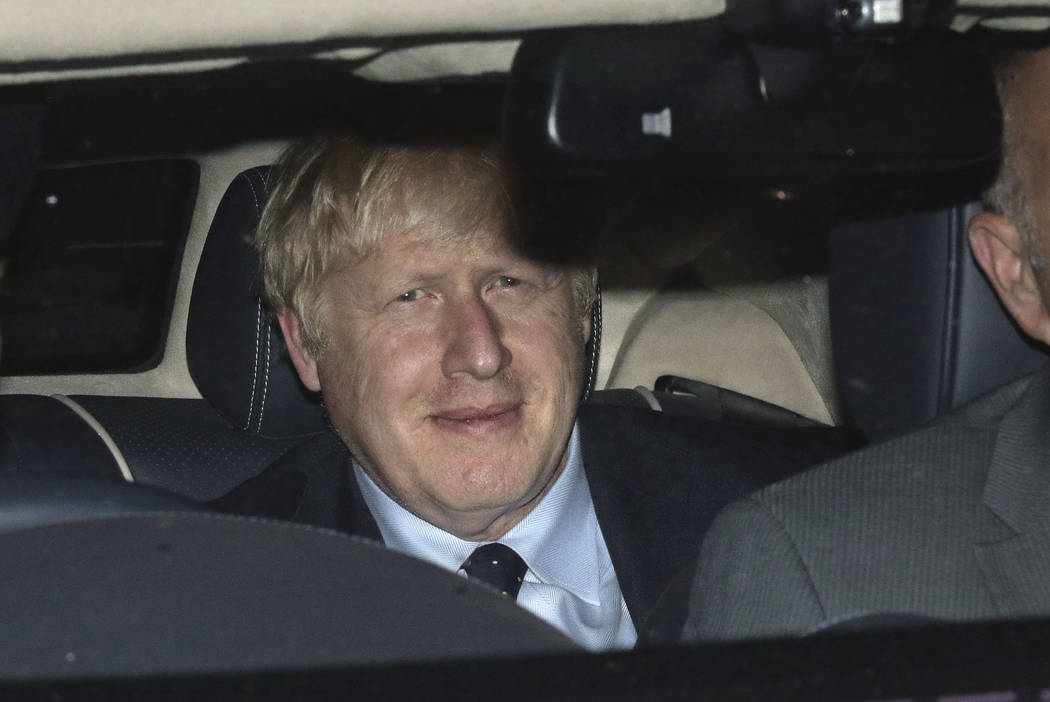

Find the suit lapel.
xmin=975 ymin=522 xmax=1050 ymax=616
xmin=974 ymin=373 xmax=1050 ymax=617
xmin=249 ymin=431 xmax=382 ymax=542
xmin=336 ymin=456 xmax=383 ymax=541
xmin=577 ymin=406 xmax=674 ymax=629
xmin=576 ymin=404 xmax=747 ymax=633
xmin=577 ymin=471 xmax=640 ymax=621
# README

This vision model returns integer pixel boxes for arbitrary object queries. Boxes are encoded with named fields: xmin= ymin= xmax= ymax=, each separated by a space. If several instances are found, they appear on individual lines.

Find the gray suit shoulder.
xmin=683 ymin=495 xmax=826 ymax=640
xmin=686 ymin=373 xmax=1041 ymax=642
xmin=940 ymin=372 xmax=1038 ymax=428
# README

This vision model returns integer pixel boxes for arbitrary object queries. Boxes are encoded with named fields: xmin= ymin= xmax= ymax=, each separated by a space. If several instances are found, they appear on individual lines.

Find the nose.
xmin=440 ymin=294 xmax=509 ymax=380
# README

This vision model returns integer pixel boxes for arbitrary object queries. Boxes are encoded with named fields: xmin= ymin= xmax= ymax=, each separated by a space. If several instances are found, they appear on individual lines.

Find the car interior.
xmin=3 ymin=0 xmax=1050 ymax=698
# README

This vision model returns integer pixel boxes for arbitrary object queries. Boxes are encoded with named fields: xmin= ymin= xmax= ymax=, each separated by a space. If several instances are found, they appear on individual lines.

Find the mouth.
xmin=430 ymin=403 xmax=523 ymax=436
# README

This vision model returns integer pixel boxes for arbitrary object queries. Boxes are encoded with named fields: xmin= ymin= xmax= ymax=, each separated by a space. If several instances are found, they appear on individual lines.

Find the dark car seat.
xmin=182 ymin=166 xmax=327 ymax=438
xmin=829 ymin=201 xmax=1047 ymax=442
xmin=0 ymin=167 xmax=325 ymax=498
xmin=66 ymin=167 xmax=326 ymax=499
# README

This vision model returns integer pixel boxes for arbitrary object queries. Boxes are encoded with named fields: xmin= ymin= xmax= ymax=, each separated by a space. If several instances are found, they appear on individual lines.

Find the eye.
xmin=396 ymin=289 xmax=423 ymax=303
xmin=496 ymin=276 xmax=521 ymax=288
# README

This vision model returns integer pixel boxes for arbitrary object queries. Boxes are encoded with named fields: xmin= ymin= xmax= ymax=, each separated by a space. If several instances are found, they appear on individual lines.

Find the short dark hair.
xmin=983 ymin=51 xmax=1044 ymax=269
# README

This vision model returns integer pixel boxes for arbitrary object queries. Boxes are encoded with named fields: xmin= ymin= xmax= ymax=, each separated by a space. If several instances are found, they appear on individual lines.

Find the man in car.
xmin=685 ymin=45 xmax=1050 ymax=641
xmin=216 ymin=135 xmax=826 ymax=650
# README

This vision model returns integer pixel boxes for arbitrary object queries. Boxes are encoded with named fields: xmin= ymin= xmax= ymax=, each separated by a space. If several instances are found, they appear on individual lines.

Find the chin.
xmin=434 ymin=464 xmax=542 ymax=509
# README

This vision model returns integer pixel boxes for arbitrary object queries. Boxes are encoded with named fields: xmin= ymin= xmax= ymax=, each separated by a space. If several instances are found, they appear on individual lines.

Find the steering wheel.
xmin=0 ymin=484 xmax=577 ymax=678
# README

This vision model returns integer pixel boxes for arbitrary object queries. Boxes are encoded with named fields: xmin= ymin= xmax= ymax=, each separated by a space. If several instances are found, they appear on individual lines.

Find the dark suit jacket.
xmin=685 ymin=369 xmax=1050 ymax=641
xmin=216 ymin=401 xmax=841 ymax=641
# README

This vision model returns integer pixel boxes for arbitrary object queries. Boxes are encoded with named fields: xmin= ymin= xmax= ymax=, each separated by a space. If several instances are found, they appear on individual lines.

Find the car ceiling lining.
xmin=0 ymin=1 xmax=1047 ymax=85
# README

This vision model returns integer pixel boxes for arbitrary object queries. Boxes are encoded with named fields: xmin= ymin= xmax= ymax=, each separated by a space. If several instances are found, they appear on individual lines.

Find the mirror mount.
xmin=725 ymin=0 xmax=958 ymax=44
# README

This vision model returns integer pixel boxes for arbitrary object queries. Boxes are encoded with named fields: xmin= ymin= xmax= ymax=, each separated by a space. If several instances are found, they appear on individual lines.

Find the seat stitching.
xmin=256 ymin=324 xmax=272 ymax=434
xmin=241 ymin=168 xmax=265 ymax=431
xmin=583 ymin=284 xmax=602 ymax=400
xmin=590 ymin=285 xmax=602 ymax=386
xmin=242 ymin=170 xmax=262 ymax=214
xmin=245 ymin=302 xmax=262 ymax=431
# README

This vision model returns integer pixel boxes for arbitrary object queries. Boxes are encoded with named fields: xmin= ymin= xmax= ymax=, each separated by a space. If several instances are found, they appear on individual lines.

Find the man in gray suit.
xmin=685 ymin=45 xmax=1050 ymax=641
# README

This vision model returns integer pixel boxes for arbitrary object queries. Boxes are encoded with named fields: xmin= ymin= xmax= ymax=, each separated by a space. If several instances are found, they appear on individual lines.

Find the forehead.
xmin=344 ymin=145 xmax=518 ymax=259
xmin=344 ymin=223 xmax=530 ymax=284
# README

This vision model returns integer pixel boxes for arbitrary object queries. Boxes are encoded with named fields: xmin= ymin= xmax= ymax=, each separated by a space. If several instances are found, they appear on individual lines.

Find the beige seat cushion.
xmin=604 ymin=286 xmax=836 ymax=426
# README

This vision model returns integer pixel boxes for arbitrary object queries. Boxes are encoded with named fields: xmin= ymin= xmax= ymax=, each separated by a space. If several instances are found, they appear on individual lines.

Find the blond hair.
xmin=256 ymin=135 xmax=596 ymax=354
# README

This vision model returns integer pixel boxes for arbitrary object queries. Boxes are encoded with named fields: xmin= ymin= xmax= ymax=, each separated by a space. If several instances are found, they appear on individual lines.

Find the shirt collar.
xmin=353 ymin=423 xmax=603 ymax=606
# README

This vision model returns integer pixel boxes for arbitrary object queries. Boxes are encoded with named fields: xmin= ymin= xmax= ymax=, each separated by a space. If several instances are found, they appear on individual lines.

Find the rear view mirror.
xmin=504 ymin=24 xmax=1001 ymax=177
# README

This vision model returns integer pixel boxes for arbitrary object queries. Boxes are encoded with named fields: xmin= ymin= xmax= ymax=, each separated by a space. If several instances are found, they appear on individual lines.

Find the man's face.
xmin=283 ymin=225 xmax=591 ymax=541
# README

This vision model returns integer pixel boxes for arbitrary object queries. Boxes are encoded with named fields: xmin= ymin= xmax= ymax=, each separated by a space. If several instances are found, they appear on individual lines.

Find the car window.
xmin=2 ymin=160 xmax=196 ymax=374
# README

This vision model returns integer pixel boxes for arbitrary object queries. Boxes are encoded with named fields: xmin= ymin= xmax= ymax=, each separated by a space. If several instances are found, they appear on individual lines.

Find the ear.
xmin=276 ymin=310 xmax=322 ymax=392
xmin=969 ymin=213 xmax=1050 ymax=345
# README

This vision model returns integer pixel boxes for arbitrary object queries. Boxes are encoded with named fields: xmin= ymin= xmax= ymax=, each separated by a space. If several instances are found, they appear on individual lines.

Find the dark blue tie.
xmin=462 ymin=543 xmax=528 ymax=599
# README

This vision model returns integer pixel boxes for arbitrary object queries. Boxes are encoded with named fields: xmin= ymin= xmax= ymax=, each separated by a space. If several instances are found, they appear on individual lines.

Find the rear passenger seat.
xmin=0 ymin=163 xmax=851 ymax=499
xmin=0 ymin=393 xmax=125 ymax=479
xmin=598 ymin=226 xmax=843 ymax=428
xmin=603 ymin=278 xmax=838 ymax=426
xmin=0 ymin=166 xmax=325 ymax=499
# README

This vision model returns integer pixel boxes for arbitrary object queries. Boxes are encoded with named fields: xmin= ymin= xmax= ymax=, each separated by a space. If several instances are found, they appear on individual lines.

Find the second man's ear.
xmin=969 ymin=212 xmax=1050 ymax=345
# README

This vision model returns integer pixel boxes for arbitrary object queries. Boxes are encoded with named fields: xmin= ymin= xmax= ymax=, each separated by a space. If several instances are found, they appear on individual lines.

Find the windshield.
xmin=3 ymin=4 xmax=1050 ymax=699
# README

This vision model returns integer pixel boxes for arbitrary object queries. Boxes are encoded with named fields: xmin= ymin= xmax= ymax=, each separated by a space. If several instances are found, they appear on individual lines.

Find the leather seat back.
xmin=0 ymin=167 xmax=325 ymax=499
xmin=186 ymin=166 xmax=327 ymax=438
xmin=829 ymin=201 xmax=1047 ymax=441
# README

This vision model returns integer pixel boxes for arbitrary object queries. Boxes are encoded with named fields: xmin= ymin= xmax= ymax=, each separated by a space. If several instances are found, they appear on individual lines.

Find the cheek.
xmin=511 ymin=303 xmax=586 ymax=382
xmin=315 ymin=355 xmax=364 ymax=422
xmin=321 ymin=327 xmax=436 ymax=418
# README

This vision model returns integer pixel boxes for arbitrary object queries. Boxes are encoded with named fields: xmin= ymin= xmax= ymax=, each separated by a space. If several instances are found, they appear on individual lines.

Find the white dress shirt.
xmin=353 ymin=423 xmax=637 ymax=651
